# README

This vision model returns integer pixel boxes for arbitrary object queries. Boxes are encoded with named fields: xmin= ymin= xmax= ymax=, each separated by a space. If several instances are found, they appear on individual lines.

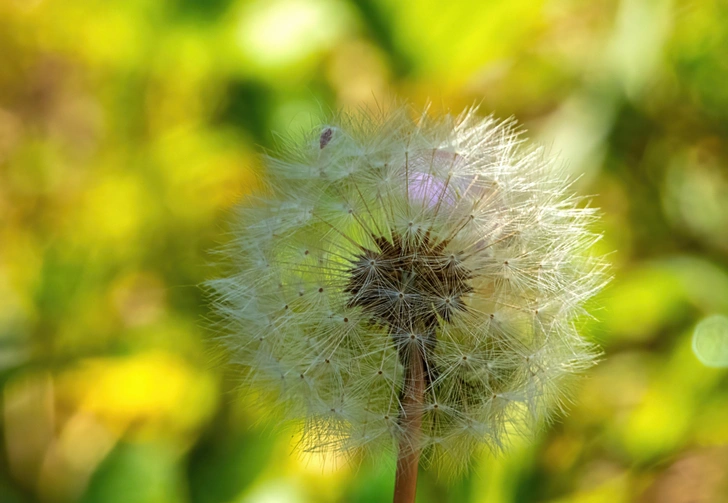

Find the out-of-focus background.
xmin=2 ymin=0 xmax=728 ymax=501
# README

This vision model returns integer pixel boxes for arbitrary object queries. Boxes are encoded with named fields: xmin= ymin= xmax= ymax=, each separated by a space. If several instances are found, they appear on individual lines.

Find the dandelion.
xmin=207 ymin=105 xmax=606 ymax=502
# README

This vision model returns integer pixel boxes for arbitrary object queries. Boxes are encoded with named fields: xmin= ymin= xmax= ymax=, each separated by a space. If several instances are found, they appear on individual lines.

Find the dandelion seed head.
xmin=207 ymin=105 xmax=608 ymax=473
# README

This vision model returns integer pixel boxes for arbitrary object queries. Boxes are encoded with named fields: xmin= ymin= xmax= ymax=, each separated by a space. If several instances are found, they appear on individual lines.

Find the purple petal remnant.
xmin=407 ymin=150 xmax=463 ymax=208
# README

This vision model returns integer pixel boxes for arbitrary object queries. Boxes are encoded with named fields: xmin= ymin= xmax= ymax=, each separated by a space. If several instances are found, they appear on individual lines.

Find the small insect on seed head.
xmin=320 ymin=127 xmax=334 ymax=149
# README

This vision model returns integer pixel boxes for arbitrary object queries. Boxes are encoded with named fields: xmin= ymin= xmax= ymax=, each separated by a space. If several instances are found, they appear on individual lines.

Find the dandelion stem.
xmin=393 ymin=347 xmax=425 ymax=503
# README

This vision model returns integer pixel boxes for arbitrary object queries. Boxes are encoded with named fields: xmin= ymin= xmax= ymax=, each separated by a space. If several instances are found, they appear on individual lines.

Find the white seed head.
xmin=207 ymin=105 xmax=607 ymax=472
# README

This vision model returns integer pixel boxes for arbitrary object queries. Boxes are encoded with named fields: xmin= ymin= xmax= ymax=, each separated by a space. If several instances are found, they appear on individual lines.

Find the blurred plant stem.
xmin=393 ymin=347 xmax=425 ymax=503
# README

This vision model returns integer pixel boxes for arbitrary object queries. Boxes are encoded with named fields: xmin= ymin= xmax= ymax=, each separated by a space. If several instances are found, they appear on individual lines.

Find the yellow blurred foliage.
xmin=57 ymin=351 xmax=217 ymax=438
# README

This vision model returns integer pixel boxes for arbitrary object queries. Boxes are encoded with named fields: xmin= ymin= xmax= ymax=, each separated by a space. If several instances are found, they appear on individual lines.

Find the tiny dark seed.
xmin=343 ymin=318 xmax=348 ymax=322
xmin=318 ymin=287 xmax=324 ymax=293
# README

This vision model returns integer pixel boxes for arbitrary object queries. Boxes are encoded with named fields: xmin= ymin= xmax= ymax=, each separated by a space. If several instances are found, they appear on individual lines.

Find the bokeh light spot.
xmin=692 ymin=315 xmax=728 ymax=367
xmin=237 ymin=0 xmax=348 ymax=68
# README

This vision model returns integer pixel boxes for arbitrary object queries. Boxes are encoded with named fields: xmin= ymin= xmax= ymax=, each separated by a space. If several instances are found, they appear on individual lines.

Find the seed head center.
xmin=344 ymin=232 xmax=472 ymax=334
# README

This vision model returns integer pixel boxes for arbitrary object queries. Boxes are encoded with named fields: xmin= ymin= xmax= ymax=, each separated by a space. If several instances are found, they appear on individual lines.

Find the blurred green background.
xmin=2 ymin=0 xmax=728 ymax=501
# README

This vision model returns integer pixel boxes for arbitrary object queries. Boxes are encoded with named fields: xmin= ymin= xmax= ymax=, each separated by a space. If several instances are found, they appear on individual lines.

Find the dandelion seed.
xmin=207 ymin=104 xmax=607 ymax=502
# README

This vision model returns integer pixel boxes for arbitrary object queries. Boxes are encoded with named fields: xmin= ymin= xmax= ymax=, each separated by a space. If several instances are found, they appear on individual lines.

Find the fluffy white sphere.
xmin=207 ymin=106 xmax=607 ymax=471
